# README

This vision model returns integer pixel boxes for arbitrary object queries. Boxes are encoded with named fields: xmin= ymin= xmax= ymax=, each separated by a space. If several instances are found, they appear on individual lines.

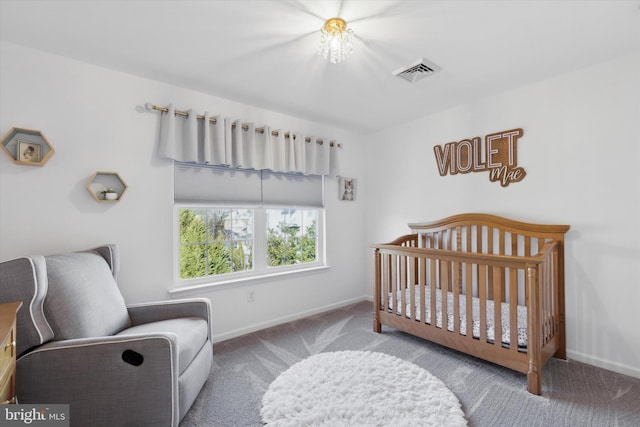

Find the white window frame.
xmin=172 ymin=203 xmax=326 ymax=291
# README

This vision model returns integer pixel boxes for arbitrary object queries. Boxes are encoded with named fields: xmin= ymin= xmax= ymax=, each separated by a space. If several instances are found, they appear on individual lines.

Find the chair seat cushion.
xmin=116 ymin=317 xmax=209 ymax=374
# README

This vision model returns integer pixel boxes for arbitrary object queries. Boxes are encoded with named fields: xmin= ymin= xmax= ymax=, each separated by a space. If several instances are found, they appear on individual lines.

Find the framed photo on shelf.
xmin=17 ymin=140 xmax=41 ymax=163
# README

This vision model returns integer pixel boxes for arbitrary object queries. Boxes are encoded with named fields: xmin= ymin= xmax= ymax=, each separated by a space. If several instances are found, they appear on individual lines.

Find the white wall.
xmin=3 ymin=40 xmax=638 ymax=380
xmin=0 ymin=42 xmax=368 ymax=342
xmin=365 ymin=52 xmax=640 ymax=379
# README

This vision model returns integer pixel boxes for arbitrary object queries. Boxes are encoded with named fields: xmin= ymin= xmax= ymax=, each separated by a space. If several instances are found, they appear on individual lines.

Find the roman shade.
xmin=174 ymin=163 xmax=324 ymax=207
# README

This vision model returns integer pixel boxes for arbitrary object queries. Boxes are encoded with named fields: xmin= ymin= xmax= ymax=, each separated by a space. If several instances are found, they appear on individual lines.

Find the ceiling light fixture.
xmin=318 ymin=17 xmax=354 ymax=64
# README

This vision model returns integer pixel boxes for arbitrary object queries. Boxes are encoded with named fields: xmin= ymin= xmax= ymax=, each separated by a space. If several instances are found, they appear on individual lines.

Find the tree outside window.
xmin=266 ymin=209 xmax=317 ymax=267
xmin=178 ymin=207 xmax=318 ymax=281
xmin=179 ymin=208 xmax=253 ymax=279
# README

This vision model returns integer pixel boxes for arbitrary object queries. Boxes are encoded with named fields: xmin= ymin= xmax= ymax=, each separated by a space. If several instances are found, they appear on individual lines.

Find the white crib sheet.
xmin=388 ymin=285 xmax=528 ymax=348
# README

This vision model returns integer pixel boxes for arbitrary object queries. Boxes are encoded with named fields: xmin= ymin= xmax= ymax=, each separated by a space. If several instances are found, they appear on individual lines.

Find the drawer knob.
xmin=4 ymin=340 xmax=16 ymax=350
xmin=2 ymin=396 xmax=16 ymax=404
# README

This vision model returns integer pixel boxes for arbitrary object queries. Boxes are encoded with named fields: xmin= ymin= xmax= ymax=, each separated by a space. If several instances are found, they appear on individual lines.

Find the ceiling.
xmin=1 ymin=0 xmax=639 ymax=134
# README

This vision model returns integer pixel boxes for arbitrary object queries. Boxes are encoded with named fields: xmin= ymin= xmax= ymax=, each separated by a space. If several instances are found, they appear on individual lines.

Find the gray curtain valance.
xmin=157 ymin=104 xmax=340 ymax=177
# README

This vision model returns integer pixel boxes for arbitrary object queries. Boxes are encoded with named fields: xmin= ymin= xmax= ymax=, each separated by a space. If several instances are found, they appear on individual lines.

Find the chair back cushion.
xmin=0 ymin=256 xmax=54 ymax=357
xmin=44 ymin=247 xmax=131 ymax=339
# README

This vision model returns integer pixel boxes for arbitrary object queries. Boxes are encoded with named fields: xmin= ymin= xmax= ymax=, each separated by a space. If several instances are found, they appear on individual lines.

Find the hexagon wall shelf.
xmin=0 ymin=127 xmax=55 ymax=166
xmin=86 ymin=171 xmax=128 ymax=202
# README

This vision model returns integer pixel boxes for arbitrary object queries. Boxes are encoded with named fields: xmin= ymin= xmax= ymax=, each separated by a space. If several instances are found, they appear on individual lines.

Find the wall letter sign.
xmin=433 ymin=128 xmax=525 ymax=187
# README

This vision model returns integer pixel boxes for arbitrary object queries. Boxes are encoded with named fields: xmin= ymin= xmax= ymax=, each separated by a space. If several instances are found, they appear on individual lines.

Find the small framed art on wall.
xmin=339 ymin=177 xmax=356 ymax=201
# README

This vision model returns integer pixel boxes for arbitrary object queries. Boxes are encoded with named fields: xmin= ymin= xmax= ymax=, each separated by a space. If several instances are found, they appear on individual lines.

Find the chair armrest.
xmin=17 ymin=334 xmax=179 ymax=426
xmin=127 ymin=297 xmax=211 ymax=326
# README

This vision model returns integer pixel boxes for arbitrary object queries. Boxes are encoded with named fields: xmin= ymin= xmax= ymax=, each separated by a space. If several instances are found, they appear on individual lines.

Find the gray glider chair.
xmin=0 ymin=245 xmax=212 ymax=427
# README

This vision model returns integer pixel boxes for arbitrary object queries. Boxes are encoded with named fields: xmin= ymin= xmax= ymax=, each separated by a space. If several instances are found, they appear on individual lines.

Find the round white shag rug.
xmin=261 ymin=350 xmax=467 ymax=426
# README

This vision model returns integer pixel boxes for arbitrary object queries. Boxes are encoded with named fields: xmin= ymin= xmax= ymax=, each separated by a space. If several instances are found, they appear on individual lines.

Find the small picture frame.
xmin=17 ymin=140 xmax=41 ymax=163
xmin=339 ymin=177 xmax=356 ymax=201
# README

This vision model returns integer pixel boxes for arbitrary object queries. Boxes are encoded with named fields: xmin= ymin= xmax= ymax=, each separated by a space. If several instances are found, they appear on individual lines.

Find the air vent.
xmin=393 ymin=58 xmax=441 ymax=83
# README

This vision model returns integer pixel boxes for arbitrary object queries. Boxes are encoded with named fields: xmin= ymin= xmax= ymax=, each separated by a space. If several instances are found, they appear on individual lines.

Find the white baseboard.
xmin=212 ymin=299 xmax=640 ymax=383
xmin=212 ymin=296 xmax=369 ymax=344
xmin=567 ymin=350 xmax=640 ymax=380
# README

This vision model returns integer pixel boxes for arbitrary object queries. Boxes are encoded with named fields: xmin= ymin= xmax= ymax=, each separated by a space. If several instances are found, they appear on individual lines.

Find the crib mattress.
xmin=389 ymin=285 xmax=528 ymax=348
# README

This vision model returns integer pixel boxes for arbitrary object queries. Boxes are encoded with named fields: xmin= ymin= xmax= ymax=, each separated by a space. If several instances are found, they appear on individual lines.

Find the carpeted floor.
xmin=180 ymin=301 xmax=640 ymax=427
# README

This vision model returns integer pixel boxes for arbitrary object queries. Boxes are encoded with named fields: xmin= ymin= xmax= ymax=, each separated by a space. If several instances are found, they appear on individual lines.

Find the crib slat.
xmin=430 ymin=258 xmax=437 ymax=326
xmin=453 ymin=260 xmax=460 ymax=333
xmin=441 ymin=260 xmax=449 ymax=330
xmin=544 ymin=253 xmax=554 ymax=344
xmin=400 ymin=255 xmax=407 ymax=318
xmin=498 ymin=230 xmax=506 ymax=302
xmin=409 ymin=256 xmax=416 ymax=320
xmin=390 ymin=255 xmax=397 ymax=317
xmin=382 ymin=254 xmax=390 ymax=320
xmin=510 ymin=268 xmax=519 ymax=352
xmin=511 ymin=232 xmax=518 ymax=256
xmin=479 ymin=264 xmax=487 ymax=343
xmin=487 ymin=258 xmax=494 ymax=304
xmin=487 ymin=227 xmax=494 ymax=295
xmin=410 ymin=248 xmax=418 ymax=284
xmin=382 ymin=254 xmax=387 ymax=306
xmin=419 ymin=257 xmax=426 ymax=324
xmin=466 ymin=262 xmax=474 ymax=341
xmin=493 ymin=266 xmax=503 ymax=348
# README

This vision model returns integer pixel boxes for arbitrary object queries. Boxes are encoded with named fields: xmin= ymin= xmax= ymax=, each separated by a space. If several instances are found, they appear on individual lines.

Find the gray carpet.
xmin=180 ymin=301 xmax=640 ymax=426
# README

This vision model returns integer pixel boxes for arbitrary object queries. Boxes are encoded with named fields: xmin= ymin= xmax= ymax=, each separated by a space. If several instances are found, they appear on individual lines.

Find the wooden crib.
xmin=371 ymin=213 xmax=570 ymax=395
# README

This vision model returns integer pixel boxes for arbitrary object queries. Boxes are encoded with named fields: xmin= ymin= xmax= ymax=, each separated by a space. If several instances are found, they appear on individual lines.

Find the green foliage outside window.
xmin=266 ymin=219 xmax=317 ymax=267
xmin=179 ymin=207 xmax=317 ymax=280
xmin=179 ymin=208 xmax=253 ymax=279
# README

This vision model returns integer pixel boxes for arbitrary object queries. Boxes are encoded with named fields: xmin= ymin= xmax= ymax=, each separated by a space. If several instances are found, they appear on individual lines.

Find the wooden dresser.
xmin=1 ymin=301 xmax=22 ymax=404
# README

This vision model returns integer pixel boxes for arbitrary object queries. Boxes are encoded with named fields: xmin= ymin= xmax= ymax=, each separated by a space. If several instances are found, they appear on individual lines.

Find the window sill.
xmin=169 ymin=265 xmax=331 ymax=297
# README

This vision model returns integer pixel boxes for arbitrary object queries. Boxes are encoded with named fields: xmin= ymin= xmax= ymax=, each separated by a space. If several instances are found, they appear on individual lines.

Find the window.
xmin=174 ymin=163 xmax=325 ymax=285
xmin=177 ymin=206 xmax=322 ymax=283
xmin=266 ymin=208 xmax=318 ymax=267
xmin=179 ymin=208 xmax=254 ymax=279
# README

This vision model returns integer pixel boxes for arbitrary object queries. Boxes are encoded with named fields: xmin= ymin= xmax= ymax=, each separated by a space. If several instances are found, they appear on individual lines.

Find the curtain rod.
xmin=145 ymin=103 xmax=341 ymax=148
